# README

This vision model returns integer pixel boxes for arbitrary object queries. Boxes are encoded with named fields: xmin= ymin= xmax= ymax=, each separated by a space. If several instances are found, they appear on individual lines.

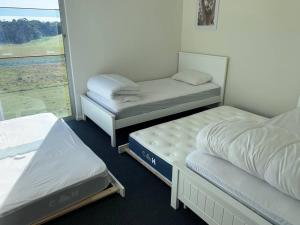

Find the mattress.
xmin=87 ymin=78 xmax=221 ymax=119
xmin=129 ymin=106 xmax=266 ymax=182
xmin=186 ymin=151 xmax=300 ymax=225
xmin=0 ymin=113 xmax=110 ymax=225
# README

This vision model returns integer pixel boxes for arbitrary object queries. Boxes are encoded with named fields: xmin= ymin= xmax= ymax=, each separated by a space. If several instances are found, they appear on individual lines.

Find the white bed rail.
xmin=171 ymin=162 xmax=272 ymax=225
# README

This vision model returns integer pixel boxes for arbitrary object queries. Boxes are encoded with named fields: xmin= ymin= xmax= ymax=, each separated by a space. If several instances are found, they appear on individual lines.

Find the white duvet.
xmin=197 ymin=108 xmax=300 ymax=201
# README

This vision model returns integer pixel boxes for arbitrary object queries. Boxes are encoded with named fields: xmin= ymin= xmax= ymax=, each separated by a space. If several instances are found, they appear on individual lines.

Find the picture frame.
xmin=196 ymin=0 xmax=220 ymax=30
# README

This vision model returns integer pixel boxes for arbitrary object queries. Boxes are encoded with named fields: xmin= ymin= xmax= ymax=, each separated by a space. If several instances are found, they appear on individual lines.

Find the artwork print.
xmin=197 ymin=0 xmax=219 ymax=28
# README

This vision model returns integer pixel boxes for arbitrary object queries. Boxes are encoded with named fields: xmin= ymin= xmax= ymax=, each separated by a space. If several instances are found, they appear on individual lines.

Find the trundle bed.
xmin=0 ymin=113 xmax=125 ymax=225
xmin=81 ymin=52 xmax=228 ymax=147
xmin=118 ymin=106 xmax=266 ymax=186
xmin=119 ymin=102 xmax=300 ymax=225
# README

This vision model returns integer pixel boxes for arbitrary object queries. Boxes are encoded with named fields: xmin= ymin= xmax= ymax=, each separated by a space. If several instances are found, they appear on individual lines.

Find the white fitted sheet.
xmin=186 ymin=151 xmax=300 ymax=225
xmin=130 ymin=106 xmax=266 ymax=165
xmin=87 ymin=78 xmax=221 ymax=119
xmin=0 ymin=113 xmax=108 ymax=216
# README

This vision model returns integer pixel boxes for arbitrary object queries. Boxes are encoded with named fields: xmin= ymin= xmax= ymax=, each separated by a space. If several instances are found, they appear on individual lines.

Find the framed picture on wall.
xmin=197 ymin=0 xmax=220 ymax=29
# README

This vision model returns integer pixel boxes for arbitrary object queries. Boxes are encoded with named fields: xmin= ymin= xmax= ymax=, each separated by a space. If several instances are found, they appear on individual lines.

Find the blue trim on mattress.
xmin=128 ymin=137 xmax=172 ymax=181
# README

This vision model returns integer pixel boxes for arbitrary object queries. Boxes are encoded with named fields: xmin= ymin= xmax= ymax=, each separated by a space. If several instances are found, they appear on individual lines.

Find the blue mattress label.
xmin=141 ymin=150 xmax=157 ymax=166
xmin=129 ymin=137 xmax=172 ymax=181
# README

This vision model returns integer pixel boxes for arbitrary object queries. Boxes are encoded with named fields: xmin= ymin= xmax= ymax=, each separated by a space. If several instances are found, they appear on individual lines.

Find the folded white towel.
xmin=87 ymin=74 xmax=140 ymax=99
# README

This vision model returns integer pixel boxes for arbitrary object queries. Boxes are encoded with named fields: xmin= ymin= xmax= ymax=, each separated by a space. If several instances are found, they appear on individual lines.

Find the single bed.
xmin=171 ymin=101 xmax=300 ymax=225
xmin=81 ymin=52 xmax=228 ymax=147
xmin=119 ymin=101 xmax=300 ymax=225
xmin=183 ymin=151 xmax=300 ymax=225
xmin=0 ymin=113 xmax=125 ymax=225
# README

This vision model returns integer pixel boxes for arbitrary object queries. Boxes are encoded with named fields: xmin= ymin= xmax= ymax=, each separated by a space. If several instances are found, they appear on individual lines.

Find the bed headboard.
xmin=178 ymin=52 xmax=229 ymax=103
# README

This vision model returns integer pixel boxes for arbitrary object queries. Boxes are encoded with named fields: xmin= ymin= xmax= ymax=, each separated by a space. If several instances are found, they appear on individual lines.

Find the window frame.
xmin=0 ymin=0 xmax=76 ymax=119
xmin=58 ymin=0 xmax=76 ymax=120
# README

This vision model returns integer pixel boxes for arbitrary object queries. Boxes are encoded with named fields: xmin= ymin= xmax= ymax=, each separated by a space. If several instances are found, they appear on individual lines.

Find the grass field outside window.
xmin=0 ymin=35 xmax=71 ymax=119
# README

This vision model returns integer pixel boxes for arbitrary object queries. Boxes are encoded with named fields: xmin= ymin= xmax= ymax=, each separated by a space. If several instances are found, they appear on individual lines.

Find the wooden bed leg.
xmin=108 ymin=171 xmax=125 ymax=198
xmin=118 ymin=144 xmax=129 ymax=154
xmin=111 ymin=122 xmax=116 ymax=147
xmin=82 ymin=113 xmax=86 ymax=121
xmin=171 ymin=166 xmax=180 ymax=210
xmin=111 ymin=135 xmax=116 ymax=148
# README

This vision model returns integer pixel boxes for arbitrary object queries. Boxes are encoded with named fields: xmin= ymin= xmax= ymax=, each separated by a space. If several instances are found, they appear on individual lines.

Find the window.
xmin=0 ymin=0 xmax=72 ymax=120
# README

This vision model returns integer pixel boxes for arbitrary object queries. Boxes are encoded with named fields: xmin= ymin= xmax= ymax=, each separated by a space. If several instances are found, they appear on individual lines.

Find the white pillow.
xmin=172 ymin=70 xmax=212 ymax=85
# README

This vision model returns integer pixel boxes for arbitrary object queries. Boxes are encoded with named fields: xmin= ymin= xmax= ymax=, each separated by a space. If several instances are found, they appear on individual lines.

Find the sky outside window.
xmin=0 ymin=0 xmax=60 ymax=22
xmin=0 ymin=0 xmax=59 ymax=9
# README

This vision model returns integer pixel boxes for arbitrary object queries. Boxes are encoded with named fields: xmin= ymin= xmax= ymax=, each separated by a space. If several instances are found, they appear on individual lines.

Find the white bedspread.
xmin=87 ymin=78 xmax=221 ymax=119
xmin=197 ymin=118 xmax=300 ymax=201
xmin=0 ymin=114 xmax=107 ymax=215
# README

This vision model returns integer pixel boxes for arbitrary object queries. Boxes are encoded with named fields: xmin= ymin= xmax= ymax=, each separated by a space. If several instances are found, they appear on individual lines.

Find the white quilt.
xmin=197 ymin=117 xmax=300 ymax=201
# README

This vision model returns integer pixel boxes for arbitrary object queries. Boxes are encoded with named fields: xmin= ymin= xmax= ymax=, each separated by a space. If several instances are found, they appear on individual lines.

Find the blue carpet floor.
xmin=46 ymin=111 xmax=208 ymax=225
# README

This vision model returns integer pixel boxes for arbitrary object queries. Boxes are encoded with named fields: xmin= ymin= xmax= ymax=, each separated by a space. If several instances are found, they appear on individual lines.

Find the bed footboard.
xmin=81 ymin=95 xmax=117 ymax=147
xmin=171 ymin=163 xmax=272 ymax=225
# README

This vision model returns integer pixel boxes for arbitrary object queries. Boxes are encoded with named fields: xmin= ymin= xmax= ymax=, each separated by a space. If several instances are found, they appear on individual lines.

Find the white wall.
xmin=181 ymin=0 xmax=300 ymax=116
xmin=63 ymin=0 xmax=183 ymax=118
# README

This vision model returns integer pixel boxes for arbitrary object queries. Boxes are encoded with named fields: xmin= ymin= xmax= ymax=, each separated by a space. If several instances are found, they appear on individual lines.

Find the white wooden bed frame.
xmin=171 ymin=162 xmax=272 ymax=225
xmin=32 ymin=171 xmax=125 ymax=225
xmin=170 ymin=98 xmax=300 ymax=225
xmin=81 ymin=52 xmax=229 ymax=147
